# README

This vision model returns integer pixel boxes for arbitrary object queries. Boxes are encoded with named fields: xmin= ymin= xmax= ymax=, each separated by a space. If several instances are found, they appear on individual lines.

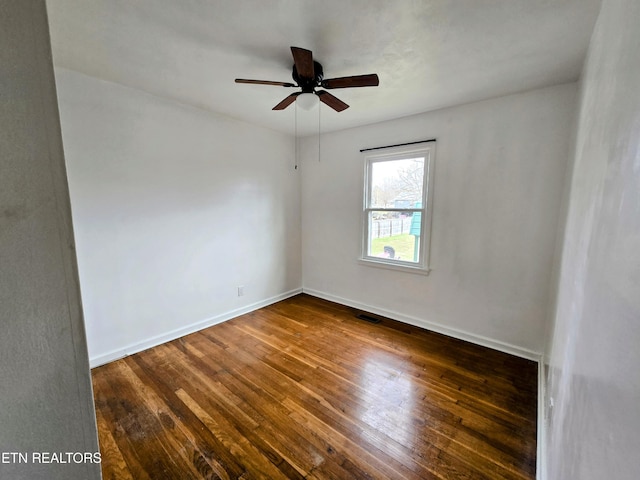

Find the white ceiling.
xmin=46 ymin=0 xmax=602 ymax=136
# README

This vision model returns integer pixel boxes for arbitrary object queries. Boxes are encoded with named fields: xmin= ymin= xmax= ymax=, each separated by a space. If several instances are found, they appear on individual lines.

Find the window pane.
xmin=368 ymin=211 xmax=421 ymax=263
xmin=370 ymin=157 xmax=424 ymax=208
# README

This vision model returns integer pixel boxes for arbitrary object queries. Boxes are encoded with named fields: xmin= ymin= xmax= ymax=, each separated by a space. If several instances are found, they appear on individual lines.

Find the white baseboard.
xmin=537 ymin=358 xmax=547 ymax=480
xmin=89 ymin=288 xmax=303 ymax=368
xmin=302 ymin=288 xmax=542 ymax=361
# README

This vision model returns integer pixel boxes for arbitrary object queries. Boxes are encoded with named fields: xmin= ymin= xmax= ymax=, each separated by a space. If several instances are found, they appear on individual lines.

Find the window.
xmin=360 ymin=143 xmax=435 ymax=274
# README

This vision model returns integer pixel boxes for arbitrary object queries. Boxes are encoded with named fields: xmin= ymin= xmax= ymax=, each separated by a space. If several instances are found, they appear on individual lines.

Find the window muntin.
xmin=361 ymin=145 xmax=434 ymax=273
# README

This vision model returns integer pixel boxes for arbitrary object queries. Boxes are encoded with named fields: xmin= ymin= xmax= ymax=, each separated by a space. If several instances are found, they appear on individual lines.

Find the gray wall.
xmin=545 ymin=0 xmax=640 ymax=478
xmin=0 ymin=1 xmax=100 ymax=479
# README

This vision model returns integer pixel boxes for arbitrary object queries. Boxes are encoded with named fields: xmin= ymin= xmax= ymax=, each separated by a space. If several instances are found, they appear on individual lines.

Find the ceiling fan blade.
xmin=290 ymin=46 xmax=315 ymax=79
xmin=321 ymin=74 xmax=379 ymax=89
xmin=235 ymin=78 xmax=296 ymax=87
xmin=273 ymin=92 xmax=301 ymax=110
xmin=316 ymin=91 xmax=349 ymax=112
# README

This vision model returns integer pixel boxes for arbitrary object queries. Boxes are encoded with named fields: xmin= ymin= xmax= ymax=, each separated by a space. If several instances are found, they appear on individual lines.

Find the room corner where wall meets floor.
xmin=302 ymin=289 xmax=542 ymax=362
xmin=88 ymin=288 xmax=303 ymax=368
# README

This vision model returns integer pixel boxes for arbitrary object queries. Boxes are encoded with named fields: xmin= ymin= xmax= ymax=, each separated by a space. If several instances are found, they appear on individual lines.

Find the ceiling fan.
xmin=235 ymin=46 xmax=379 ymax=112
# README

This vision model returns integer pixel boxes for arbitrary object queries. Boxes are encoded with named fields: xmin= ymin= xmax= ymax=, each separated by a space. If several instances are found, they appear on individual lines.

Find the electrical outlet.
xmin=237 ymin=285 xmax=244 ymax=297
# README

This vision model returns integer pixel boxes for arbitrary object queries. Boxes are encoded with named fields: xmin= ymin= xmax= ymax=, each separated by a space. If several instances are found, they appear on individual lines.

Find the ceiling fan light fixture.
xmin=296 ymin=92 xmax=319 ymax=111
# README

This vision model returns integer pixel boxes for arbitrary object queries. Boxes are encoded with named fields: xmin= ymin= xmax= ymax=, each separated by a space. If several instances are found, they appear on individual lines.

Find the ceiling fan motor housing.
xmin=293 ymin=61 xmax=323 ymax=93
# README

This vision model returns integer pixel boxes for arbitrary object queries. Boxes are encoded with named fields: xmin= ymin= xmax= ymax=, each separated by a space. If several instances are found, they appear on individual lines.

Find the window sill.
xmin=358 ymin=257 xmax=431 ymax=276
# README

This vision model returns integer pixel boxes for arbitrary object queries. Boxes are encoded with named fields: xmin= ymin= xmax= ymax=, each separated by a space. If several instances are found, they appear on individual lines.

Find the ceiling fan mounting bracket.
xmin=292 ymin=61 xmax=323 ymax=93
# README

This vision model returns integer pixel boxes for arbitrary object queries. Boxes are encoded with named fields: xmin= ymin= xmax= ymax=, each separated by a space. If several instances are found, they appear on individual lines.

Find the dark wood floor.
xmin=92 ymin=294 xmax=537 ymax=479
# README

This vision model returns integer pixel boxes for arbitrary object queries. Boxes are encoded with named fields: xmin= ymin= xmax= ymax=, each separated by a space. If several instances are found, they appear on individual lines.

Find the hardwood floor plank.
xmin=159 ymin=338 xmax=331 ymax=477
xmin=92 ymin=294 xmax=537 ymax=479
xmin=120 ymin=358 xmax=232 ymax=480
xmin=96 ymin=364 xmax=187 ymax=479
xmin=128 ymin=353 xmax=248 ymax=479
xmin=175 ymin=388 xmax=296 ymax=480
xmin=94 ymin=408 xmax=135 ymax=480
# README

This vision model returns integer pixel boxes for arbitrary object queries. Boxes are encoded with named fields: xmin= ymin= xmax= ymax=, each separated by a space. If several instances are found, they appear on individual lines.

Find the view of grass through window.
xmin=370 ymin=234 xmax=419 ymax=261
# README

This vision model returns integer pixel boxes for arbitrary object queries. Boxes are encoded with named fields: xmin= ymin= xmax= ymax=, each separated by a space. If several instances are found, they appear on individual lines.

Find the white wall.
xmin=301 ymin=84 xmax=577 ymax=356
xmin=544 ymin=0 xmax=640 ymax=477
xmin=0 ymin=2 xmax=100 ymax=478
xmin=55 ymin=68 xmax=301 ymax=366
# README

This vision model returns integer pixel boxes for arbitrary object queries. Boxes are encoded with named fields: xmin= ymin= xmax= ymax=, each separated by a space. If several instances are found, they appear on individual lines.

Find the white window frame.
xmin=359 ymin=143 xmax=435 ymax=275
